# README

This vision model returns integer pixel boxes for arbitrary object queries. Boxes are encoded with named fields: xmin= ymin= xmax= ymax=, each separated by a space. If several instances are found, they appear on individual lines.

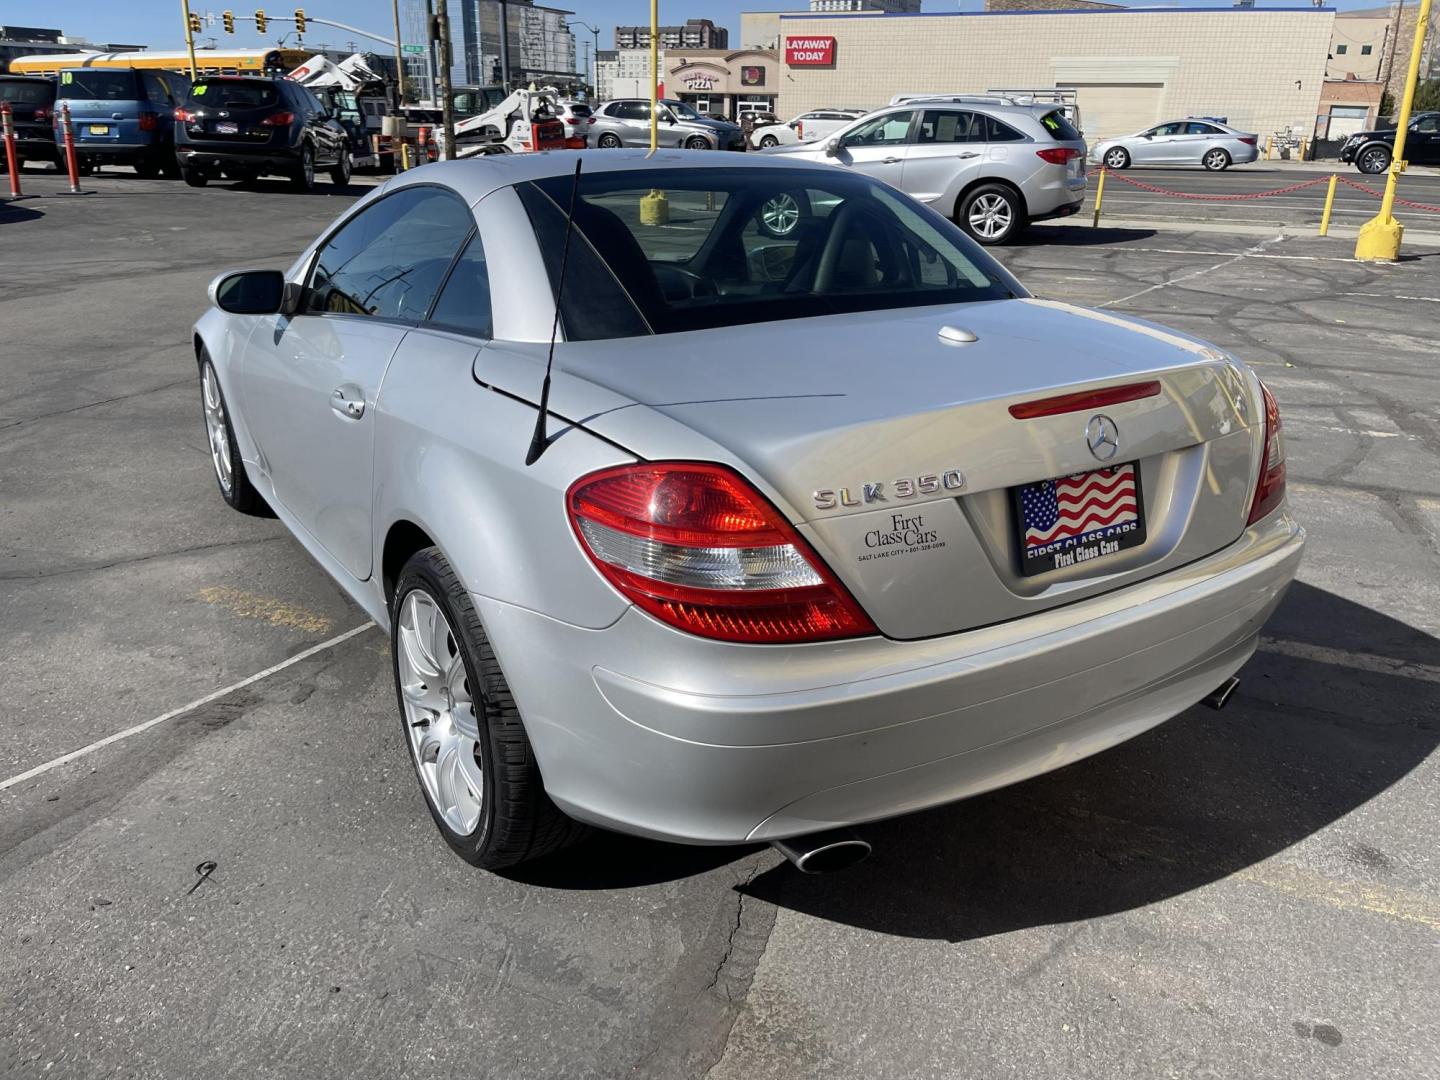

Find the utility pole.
xmin=391 ymin=0 xmax=408 ymax=107
xmin=434 ymin=0 xmax=456 ymax=159
xmin=180 ymin=0 xmax=200 ymax=78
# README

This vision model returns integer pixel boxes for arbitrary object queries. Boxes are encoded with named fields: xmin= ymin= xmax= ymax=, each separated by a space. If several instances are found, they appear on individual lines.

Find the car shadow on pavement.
xmin=732 ymin=581 xmax=1439 ymax=941
xmin=1015 ymin=224 xmax=1158 ymax=247
xmin=0 ymin=201 xmax=45 ymax=224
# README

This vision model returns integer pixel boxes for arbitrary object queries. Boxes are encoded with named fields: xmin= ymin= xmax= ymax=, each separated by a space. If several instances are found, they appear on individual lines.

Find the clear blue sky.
xmin=12 ymin=0 xmax=1380 ymax=54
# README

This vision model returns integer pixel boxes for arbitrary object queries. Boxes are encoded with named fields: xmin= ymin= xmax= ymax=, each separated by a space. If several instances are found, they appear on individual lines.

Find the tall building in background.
xmin=401 ymin=0 xmax=577 ymax=98
xmin=614 ymin=19 xmax=728 ymax=50
xmin=595 ymin=48 xmax=618 ymax=99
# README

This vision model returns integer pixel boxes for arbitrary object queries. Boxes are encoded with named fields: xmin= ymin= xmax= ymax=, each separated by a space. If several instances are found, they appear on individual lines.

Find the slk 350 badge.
xmin=813 ymin=469 xmax=964 ymax=511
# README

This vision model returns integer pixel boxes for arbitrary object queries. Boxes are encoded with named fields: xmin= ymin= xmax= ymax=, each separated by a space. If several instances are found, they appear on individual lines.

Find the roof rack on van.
xmin=888 ymin=92 xmax=1017 ymax=107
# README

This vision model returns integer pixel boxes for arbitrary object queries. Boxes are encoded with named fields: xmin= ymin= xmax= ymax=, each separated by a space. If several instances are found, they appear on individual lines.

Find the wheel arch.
xmin=950 ymin=174 xmax=1028 ymax=222
xmin=382 ymin=518 xmax=437 ymax=608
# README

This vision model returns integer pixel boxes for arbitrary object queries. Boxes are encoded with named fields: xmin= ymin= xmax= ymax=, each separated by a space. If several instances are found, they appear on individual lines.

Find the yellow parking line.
xmin=1234 ymin=860 xmax=1440 ymax=931
xmin=195 ymin=586 xmax=335 ymax=635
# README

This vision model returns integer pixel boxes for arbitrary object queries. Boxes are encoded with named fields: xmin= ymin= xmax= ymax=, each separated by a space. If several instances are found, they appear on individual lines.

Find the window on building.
xmin=1361 ymin=44 xmax=1373 ymax=55
xmin=1335 ymin=44 xmax=1348 ymax=54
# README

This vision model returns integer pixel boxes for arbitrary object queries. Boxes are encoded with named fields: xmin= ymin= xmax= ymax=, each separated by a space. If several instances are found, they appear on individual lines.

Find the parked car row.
xmin=0 ymin=68 xmax=352 ymax=191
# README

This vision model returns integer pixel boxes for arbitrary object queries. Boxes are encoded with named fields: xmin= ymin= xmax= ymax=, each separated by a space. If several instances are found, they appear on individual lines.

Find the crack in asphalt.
xmin=0 ymin=536 xmax=285 ymax=582
xmin=0 ymin=377 xmax=194 ymax=431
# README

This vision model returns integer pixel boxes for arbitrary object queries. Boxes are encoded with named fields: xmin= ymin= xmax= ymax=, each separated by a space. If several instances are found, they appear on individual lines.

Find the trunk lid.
xmin=481 ymin=298 xmax=1261 ymax=639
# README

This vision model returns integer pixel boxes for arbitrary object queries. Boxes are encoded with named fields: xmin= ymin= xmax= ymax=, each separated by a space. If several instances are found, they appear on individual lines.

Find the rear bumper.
xmin=177 ymin=144 xmax=302 ymax=172
xmin=478 ymin=512 xmax=1304 ymax=844
xmin=14 ymin=135 xmax=58 ymax=161
xmin=70 ymin=141 xmax=164 ymax=162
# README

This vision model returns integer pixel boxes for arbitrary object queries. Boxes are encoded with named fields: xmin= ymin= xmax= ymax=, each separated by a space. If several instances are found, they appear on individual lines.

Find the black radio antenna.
xmin=525 ymin=157 xmax=584 ymax=467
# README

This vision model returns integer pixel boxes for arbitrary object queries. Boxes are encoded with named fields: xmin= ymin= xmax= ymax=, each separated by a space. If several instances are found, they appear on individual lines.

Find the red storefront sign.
xmin=785 ymin=36 xmax=836 ymax=66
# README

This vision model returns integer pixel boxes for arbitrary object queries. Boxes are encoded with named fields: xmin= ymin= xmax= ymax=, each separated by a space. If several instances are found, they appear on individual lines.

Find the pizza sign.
xmin=785 ymin=36 xmax=835 ymax=66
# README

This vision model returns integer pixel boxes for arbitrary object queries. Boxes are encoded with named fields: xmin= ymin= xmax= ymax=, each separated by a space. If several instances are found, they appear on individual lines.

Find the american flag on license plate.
xmin=1020 ymin=463 xmax=1139 ymax=551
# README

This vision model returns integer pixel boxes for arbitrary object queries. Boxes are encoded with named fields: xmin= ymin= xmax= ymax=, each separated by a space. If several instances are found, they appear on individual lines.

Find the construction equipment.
xmin=450 ymin=86 xmax=570 ymax=156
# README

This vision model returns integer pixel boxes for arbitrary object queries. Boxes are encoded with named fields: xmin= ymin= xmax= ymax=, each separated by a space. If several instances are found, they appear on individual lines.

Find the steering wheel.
xmin=652 ymin=263 xmax=717 ymax=300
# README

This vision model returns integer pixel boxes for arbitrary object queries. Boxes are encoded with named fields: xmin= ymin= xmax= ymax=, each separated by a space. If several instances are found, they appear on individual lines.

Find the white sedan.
xmin=749 ymin=107 xmax=867 ymax=149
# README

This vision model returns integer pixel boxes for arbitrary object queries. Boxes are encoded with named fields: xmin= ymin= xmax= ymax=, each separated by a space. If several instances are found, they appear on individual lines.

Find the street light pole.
xmin=435 ymin=0 xmax=456 ymax=159
xmin=180 ymin=0 xmax=199 ymax=79
xmin=391 ymin=0 xmax=408 ymax=107
xmin=570 ymin=20 xmax=600 ymax=98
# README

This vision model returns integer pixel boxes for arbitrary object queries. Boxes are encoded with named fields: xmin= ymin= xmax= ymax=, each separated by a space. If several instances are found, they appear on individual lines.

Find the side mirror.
xmin=825 ymin=137 xmax=842 ymax=157
xmin=209 ymin=268 xmax=288 ymax=315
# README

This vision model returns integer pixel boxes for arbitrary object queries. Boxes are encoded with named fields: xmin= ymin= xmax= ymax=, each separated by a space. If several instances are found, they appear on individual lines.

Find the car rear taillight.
xmin=260 ymin=111 xmax=295 ymax=126
xmin=33 ymin=105 xmax=50 ymax=123
xmin=1035 ymin=147 xmax=1082 ymax=165
xmin=567 ymin=462 xmax=877 ymax=644
xmin=138 ymin=111 xmax=159 ymax=131
xmin=1246 ymin=379 xmax=1286 ymax=524
xmin=796 ymin=121 xmax=804 ymax=139
xmin=174 ymin=108 xmax=195 ymax=122
xmin=1239 ymin=136 xmax=1258 ymax=146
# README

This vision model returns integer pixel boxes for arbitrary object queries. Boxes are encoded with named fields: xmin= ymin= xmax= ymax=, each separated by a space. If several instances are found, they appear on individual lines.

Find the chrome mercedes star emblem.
xmin=1086 ymin=414 xmax=1120 ymax=461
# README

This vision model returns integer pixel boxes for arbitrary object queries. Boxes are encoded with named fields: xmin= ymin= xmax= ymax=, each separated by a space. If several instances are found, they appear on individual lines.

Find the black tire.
xmin=957 ymin=182 xmax=1026 ymax=246
xmin=76 ymin=159 xmax=94 ymax=176
xmin=133 ymin=156 xmax=160 ymax=179
xmin=392 ymin=547 xmax=587 ymax=869
xmin=1203 ymin=147 xmax=1231 ymax=171
xmin=1102 ymin=146 xmax=1130 ymax=170
xmin=684 ymin=135 xmax=710 ymax=150
xmin=160 ymin=151 xmax=182 ymax=179
xmin=330 ymin=151 xmax=351 ymax=187
xmin=198 ymin=353 xmax=269 ymax=515
xmin=1357 ymin=145 xmax=1391 ymax=175
xmin=291 ymin=144 xmax=316 ymax=191
xmin=758 ymin=134 xmax=779 ymax=148
xmin=181 ymin=166 xmax=208 ymax=187
xmin=597 ymin=132 xmax=622 ymax=148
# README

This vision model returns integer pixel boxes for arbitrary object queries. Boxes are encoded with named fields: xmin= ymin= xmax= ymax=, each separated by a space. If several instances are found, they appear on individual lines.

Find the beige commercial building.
xmin=774 ymin=7 xmax=1334 ymax=143
xmin=666 ymin=48 xmax=780 ymax=117
xmin=1327 ymin=12 xmax=1392 ymax=82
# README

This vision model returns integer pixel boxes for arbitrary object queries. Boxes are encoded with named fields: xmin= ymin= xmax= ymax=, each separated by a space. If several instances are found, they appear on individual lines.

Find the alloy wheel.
xmin=302 ymin=148 xmax=315 ymax=187
xmin=759 ymin=135 xmax=778 ymax=148
xmin=1104 ymin=148 xmax=1128 ymax=169
xmin=201 ymin=364 xmax=233 ymax=495
xmin=761 ymin=192 xmax=802 ymax=236
xmin=1204 ymin=149 xmax=1229 ymax=171
xmin=968 ymin=193 xmax=1014 ymax=241
xmin=397 ymin=589 xmax=484 ymax=836
xmin=1360 ymin=147 xmax=1389 ymax=174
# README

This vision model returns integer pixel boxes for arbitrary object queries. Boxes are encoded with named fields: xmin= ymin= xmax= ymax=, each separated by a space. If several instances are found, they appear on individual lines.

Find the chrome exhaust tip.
xmin=770 ymin=829 xmax=872 ymax=874
xmin=1202 ymin=675 xmax=1241 ymax=711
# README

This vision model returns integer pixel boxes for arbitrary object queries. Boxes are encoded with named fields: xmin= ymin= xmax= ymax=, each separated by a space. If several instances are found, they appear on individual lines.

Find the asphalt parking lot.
xmin=2 ymin=167 xmax=1438 ymax=1080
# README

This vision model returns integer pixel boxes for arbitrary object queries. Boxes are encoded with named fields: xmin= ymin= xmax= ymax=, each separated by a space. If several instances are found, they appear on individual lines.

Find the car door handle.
xmin=881 ymin=156 xmax=902 ymax=164
xmin=111 ymin=112 xmax=123 ymax=119
xmin=331 ymin=385 xmax=365 ymax=419
xmin=956 ymin=152 xmax=980 ymax=159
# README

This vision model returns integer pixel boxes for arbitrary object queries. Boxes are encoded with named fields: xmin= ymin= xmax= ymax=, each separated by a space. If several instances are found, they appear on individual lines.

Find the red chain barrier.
xmin=1335 ymin=174 xmax=1440 ymax=214
xmin=1101 ymin=169 xmax=1332 ymax=201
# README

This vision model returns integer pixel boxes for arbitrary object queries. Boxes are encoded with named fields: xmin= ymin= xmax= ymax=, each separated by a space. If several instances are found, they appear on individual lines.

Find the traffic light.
xmin=187 ymin=12 xmax=202 ymax=33
xmin=222 ymin=10 xmax=235 ymax=33
xmin=255 ymin=9 xmax=266 ymax=32
xmin=294 ymin=8 xmax=306 ymax=33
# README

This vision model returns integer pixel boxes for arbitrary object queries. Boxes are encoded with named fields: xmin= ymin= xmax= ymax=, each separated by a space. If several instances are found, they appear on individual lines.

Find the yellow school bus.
xmin=9 ymin=49 xmax=310 ymax=78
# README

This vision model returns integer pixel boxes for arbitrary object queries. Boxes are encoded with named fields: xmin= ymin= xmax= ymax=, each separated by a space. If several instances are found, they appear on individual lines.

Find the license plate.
xmin=1012 ymin=462 xmax=1146 ymax=577
xmin=87 ymin=124 xmax=109 ymax=135
xmin=215 ymin=121 xmax=239 ymax=135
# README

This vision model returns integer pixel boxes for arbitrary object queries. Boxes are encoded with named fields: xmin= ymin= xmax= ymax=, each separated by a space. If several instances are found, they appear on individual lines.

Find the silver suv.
xmin=590 ymin=98 xmax=745 ymax=151
xmin=763 ymin=99 xmax=1087 ymax=244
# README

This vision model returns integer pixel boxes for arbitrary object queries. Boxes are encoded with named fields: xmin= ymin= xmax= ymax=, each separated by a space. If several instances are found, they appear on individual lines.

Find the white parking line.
xmin=1101 ymin=234 xmax=1282 ymax=307
xmin=0 ymin=623 xmax=375 ymax=793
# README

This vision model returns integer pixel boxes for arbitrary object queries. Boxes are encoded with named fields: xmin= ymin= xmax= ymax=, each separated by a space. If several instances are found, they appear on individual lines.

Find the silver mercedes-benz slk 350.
xmin=193 ymin=149 xmax=1302 ymax=872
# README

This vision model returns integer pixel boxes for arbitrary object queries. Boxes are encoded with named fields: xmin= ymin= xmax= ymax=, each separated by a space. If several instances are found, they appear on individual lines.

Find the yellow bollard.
xmin=1091 ymin=167 xmax=1106 ymax=227
xmin=1265 ymin=137 xmax=1273 ymax=160
xmin=1318 ymin=174 xmax=1338 ymax=236
xmin=639 ymin=188 xmax=669 ymax=225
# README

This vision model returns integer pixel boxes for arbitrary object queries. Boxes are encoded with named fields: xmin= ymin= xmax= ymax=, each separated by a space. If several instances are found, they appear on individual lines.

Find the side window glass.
xmin=846 ymin=112 xmax=912 ymax=146
xmin=983 ymin=115 xmax=1025 ymax=142
xmin=1185 ymin=122 xmax=1215 ymax=135
xmin=304 ymin=187 xmax=473 ymax=321
xmin=918 ymin=110 xmax=979 ymax=143
xmin=428 ymin=233 xmax=493 ymax=337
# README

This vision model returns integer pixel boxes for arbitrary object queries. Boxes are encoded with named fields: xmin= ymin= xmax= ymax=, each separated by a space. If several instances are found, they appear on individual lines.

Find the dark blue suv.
xmin=175 ymin=76 xmax=351 ymax=190
xmin=53 ymin=68 xmax=190 ymax=177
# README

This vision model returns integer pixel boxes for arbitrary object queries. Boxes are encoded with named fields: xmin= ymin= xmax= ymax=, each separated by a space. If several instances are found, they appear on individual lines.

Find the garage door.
xmin=1059 ymin=83 xmax=1165 ymax=141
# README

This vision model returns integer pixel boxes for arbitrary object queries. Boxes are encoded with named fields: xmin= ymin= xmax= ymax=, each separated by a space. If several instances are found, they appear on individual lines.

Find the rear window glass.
xmin=188 ymin=79 xmax=280 ymax=108
xmin=983 ymin=115 xmax=1026 ymax=142
xmin=57 ymin=70 xmax=138 ymax=100
xmin=1039 ymin=109 xmax=1081 ymax=141
xmin=568 ymin=104 xmax=592 ymax=117
xmin=0 ymin=80 xmax=54 ymax=105
xmin=521 ymin=166 xmax=1016 ymax=341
